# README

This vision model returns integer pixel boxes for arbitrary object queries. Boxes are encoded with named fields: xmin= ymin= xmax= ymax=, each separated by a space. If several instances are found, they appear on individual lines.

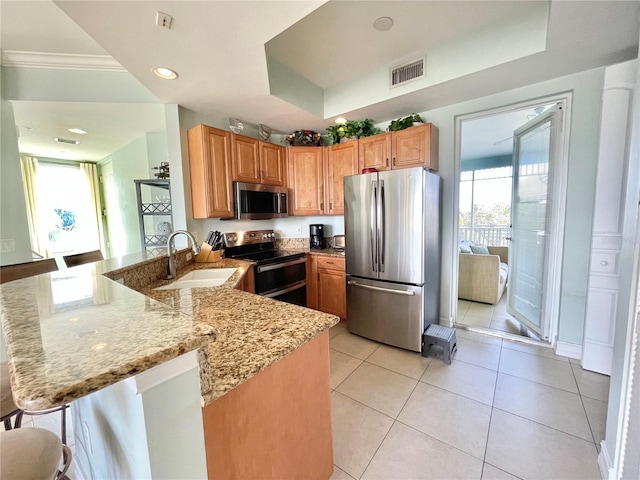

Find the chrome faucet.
xmin=166 ymin=230 xmax=201 ymax=279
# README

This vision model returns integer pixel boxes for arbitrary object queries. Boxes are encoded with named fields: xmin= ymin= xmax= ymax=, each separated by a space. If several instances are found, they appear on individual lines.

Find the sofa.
xmin=458 ymin=245 xmax=509 ymax=305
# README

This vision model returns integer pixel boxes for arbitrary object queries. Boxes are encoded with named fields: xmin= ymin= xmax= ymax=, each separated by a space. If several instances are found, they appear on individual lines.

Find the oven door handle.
xmin=262 ymin=280 xmax=306 ymax=298
xmin=257 ymin=257 xmax=306 ymax=273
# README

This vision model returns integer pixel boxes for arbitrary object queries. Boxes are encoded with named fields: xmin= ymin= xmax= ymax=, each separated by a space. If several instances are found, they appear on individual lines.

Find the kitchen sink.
xmin=154 ymin=268 xmax=237 ymax=290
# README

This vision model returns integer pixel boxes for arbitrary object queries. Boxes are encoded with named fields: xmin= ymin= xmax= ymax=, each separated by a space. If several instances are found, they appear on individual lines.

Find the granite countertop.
xmin=306 ymin=248 xmax=345 ymax=258
xmin=138 ymin=260 xmax=338 ymax=405
xmin=1 ymin=254 xmax=338 ymax=410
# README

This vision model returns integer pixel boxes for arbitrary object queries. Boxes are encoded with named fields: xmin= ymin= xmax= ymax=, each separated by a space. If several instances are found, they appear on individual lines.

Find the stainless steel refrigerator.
xmin=344 ymin=167 xmax=441 ymax=352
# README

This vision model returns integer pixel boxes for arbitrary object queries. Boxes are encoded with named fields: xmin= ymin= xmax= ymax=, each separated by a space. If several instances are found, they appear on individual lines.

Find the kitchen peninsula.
xmin=0 ymin=251 xmax=338 ymax=479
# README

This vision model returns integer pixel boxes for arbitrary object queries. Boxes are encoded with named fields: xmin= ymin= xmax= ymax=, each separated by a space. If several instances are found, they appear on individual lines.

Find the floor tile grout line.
xmin=483 ymin=461 xmax=526 ymax=480
xmin=481 ymin=341 xmax=503 ymax=465
xmin=392 ymin=418 xmax=488 ymax=463
xmin=501 ymin=343 xmax=571 ymax=363
xmin=418 ymin=377 xmax=495 ymax=407
xmin=496 ymin=370 xmax=582 ymax=396
xmin=362 ymin=357 xmax=431 ymax=382
xmin=491 ymin=405 xmax=597 ymax=445
xmin=570 ymin=361 xmax=601 ymax=447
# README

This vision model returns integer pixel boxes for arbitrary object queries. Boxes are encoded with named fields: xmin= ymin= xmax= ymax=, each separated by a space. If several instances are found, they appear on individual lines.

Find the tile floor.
xmin=457 ymin=295 xmax=529 ymax=338
xmin=329 ymin=322 xmax=609 ymax=480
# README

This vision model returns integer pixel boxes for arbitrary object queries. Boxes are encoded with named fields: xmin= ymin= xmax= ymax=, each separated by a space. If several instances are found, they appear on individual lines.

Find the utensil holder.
xmin=194 ymin=243 xmax=223 ymax=263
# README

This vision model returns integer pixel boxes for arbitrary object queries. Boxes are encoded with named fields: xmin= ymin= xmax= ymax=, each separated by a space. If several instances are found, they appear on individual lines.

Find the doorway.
xmin=454 ymin=95 xmax=570 ymax=344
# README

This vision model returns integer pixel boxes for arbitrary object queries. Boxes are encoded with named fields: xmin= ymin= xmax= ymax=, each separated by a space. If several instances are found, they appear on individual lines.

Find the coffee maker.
xmin=309 ymin=224 xmax=325 ymax=250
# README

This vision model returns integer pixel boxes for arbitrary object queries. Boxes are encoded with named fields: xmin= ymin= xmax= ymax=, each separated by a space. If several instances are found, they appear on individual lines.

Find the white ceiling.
xmin=1 ymin=0 xmax=639 ymax=162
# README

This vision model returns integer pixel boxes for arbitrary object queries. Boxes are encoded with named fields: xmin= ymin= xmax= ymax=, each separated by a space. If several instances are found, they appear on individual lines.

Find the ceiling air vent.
xmin=390 ymin=58 xmax=425 ymax=88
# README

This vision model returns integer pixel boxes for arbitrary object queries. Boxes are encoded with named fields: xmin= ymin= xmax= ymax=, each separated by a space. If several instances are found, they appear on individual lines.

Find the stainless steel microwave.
xmin=232 ymin=182 xmax=288 ymax=220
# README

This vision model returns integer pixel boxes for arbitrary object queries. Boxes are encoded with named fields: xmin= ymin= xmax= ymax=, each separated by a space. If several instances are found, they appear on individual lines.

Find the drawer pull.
xmin=600 ymin=260 xmax=609 ymax=266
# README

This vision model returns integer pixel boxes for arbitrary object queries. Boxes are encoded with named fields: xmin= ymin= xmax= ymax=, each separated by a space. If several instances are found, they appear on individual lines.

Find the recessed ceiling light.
xmin=54 ymin=137 xmax=80 ymax=145
xmin=335 ymin=117 xmax=347 ymax=125
xmin=68 ymin=128 xmax=87 ymax=135
xmin=152 ymin=67 xmax=178 ymax=80
xmin=373 ymin=16 xmax=393 ymax=31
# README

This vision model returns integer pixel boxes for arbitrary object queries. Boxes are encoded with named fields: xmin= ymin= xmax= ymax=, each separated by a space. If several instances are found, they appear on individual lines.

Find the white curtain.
xmin=80 ymin=162 xmax=107 ymax=256
xmin=20 ymin=155 xmax=49 ymax=258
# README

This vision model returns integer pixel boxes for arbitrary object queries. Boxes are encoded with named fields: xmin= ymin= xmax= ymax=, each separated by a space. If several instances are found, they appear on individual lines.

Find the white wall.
xmin=0 ymin=96 xmax=32 ymax=266
xmin=99 ymin=137 xmax=150 ymax=256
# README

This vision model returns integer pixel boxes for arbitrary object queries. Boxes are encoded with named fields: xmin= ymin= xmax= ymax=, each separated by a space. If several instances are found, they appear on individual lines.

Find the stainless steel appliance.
xmin=344 ymin=167 xmax=441 ymax=352
xmin=232 ymin=182 xmax=288 ymax=220
xmin=223 ymin=230 xmax=306 ymax=306
xmin=333 ymin=235 xmax=345 ymax=251
xmin=309 ymin=224 xmax=325 ymax=250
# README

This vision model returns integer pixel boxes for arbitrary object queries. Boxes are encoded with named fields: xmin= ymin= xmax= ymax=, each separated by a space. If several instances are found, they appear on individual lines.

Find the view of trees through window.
xmin=459 ymin=166 xmax=512 ymax=246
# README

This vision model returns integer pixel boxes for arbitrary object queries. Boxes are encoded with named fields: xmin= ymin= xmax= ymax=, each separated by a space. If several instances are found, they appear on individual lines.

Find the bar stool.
xmin=1 ymin=361 xmax=24 ymax=430
xmin=0 ymin=428 xmax=72 ymax=480
xmin=62 ymin=250 xmax=103 ymax=267
xmin=0 ymin=258 xmax=58 ymax=284
xmin=0 ymin=362 xmax=70 ymax=445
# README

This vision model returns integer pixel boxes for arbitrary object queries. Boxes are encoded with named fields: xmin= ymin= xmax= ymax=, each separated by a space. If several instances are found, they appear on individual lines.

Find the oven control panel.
xmin=223 ymin=230 xmax=276 ymax=247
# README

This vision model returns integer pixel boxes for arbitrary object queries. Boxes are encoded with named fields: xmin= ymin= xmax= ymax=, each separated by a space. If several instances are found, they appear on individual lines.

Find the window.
xmin=459 ymin=166 xmax=512 ymax=246
xmin=37 ymin=163 xmax=101 ymax=255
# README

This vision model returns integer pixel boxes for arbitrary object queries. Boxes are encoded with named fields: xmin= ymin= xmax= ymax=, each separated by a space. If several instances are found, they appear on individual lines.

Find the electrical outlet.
xmin=186 ymin=252 xmax=193 ymax=261
xmin=296 ymin=227 xmax=302 ymax=234
xmin=155 ymin=11 xmax=173 ymax=29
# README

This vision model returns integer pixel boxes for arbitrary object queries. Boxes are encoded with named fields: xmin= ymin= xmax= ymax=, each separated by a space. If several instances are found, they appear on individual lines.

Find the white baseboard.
xmin=440 ymin=316 xmax=454 ymax=327
xmin=555 ymin=341 xmax=582 ymax=359
xmin=598 ymin=440 xmax=613 ymax=480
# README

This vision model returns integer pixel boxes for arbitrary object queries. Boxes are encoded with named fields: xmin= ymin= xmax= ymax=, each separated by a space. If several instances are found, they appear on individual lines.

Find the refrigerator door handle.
xmin=378 ymin=180 xmax=385 ymax=272
xmin=370 ymin=180 xmax=378 ymax=272
xmin=348 ymin=280 xmax=415 ymax=296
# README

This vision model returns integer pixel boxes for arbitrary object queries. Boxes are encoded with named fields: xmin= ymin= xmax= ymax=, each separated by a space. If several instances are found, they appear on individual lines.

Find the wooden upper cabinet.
xmin=259 ymin=141 xmax=286 ymax=186
xmin=391 ymin=123 xmax=439 ymax=171
xmin=231 ymin=134 xmax=260 ymax=183
xmin=326 ymin=141 xmax=358 ymax=215
xmin=288 ymin=147 xmax=324 ymax=216
xmin=187 ymin=125 xmax=233 ymax=219
xmin=359 ymin=133 xmax=392 ymax=172
xmin=231 ymin=134 xmax=286 ymax=186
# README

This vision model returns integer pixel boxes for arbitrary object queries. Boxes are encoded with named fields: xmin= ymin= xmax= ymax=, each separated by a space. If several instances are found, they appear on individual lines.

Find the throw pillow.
xmin=459 ymin=242 xmax=472 ymax=254
xmin=470 ymin=244 xmax=490 ymax=255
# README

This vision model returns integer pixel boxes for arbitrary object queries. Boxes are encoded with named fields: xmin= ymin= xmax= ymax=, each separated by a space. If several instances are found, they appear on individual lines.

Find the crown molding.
xmin=1 ymin=50 xmax=125 ymax=72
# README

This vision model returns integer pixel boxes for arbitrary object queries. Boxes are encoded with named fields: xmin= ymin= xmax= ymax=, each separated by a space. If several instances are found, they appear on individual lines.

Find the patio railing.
xmin=459 ymin=226 xmax=510 ymax=247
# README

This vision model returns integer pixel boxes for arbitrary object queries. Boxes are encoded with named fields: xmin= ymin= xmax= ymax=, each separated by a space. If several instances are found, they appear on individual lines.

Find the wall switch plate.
xmin=0 ymin=239 xmax=15 ymax=253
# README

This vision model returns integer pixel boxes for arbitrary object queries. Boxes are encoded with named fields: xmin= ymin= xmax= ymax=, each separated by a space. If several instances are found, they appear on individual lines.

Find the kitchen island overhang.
xmin=1 ymin=251 xmax=338 ymax=479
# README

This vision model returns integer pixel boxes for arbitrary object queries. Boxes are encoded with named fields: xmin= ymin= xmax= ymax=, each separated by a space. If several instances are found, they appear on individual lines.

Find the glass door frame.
xmin=452 ymin=93 xmax=572 ymax=346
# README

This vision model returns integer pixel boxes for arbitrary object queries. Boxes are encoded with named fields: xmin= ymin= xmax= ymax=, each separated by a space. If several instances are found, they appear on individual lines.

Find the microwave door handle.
xmin=370 ymin=180 xmax=378 ymax=272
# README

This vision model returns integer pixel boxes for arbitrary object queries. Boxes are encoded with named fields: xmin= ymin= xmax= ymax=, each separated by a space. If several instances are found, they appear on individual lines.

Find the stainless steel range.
xmin=223 ymin=230 xmax=307 ymax=306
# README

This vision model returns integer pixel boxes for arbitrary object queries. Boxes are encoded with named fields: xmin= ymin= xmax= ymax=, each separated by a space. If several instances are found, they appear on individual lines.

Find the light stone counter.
xmin=1 ymin=253 xmax=338 ymax=410
xmin=138 ymin=260 xmax=339 ymax=405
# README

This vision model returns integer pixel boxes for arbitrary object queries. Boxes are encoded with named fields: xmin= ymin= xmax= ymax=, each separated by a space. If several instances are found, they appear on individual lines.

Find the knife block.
xmin=195 ymin=243 xmax=223 ymax=263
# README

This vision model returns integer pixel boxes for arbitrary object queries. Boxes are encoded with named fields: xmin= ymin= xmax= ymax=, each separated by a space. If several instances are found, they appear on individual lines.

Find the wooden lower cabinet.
xmin=237 ymin=265 xmax=255 ymax=293
xmin=201 ymin=331 xmax=333 ymax=480
xmin=307 ymin=255 xmax=346 ymax=320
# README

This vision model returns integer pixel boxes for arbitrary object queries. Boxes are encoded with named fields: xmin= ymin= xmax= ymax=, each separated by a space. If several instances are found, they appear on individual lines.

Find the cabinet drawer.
xmin=317 ymin=256 xmax=345 ymax=271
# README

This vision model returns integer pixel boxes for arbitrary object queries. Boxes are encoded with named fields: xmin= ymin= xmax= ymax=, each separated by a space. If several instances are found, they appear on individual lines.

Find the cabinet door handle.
xmin=320 ymin=202 xmax=324 ymax=211
xmin=330 ymin=202 xmax=333 ymax=210
xmin=393 ymin=157 xmax=396 ymax=166
xmin=386 ymin=158 xmax=389 ymax=167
